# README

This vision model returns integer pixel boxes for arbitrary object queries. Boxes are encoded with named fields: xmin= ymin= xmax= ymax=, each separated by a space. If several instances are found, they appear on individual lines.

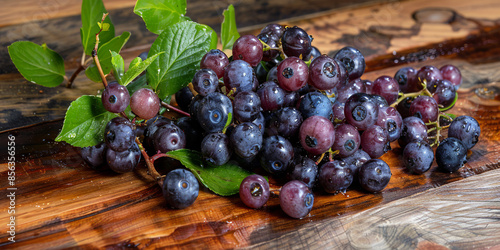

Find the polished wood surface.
xmin=1 ymin=0 xmax=500 ymax=249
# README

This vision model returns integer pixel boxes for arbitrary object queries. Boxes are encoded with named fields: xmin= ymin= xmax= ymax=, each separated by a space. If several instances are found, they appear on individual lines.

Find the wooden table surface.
xmin=1 ymin=0 xmax=500 ymax=249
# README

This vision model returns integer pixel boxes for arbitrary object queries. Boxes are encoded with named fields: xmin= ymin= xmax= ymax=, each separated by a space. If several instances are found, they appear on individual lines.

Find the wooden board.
xmin=1 ymin=0 xmax=500 ymax=248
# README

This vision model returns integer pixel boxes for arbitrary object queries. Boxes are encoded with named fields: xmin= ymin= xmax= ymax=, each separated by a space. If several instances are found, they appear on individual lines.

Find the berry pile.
xmin=81 ymin=24 xmax=480 ymax=218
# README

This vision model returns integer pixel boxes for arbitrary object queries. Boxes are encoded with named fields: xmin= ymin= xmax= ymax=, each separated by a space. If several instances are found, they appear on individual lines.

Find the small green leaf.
xmin=122 ymin=52 xmax=163 ymax=86
xmin=97 ymin=22 xmax=111 ymax=32
xmin=81 ymin=0 xmax=114 ymax=55
xmin=134 ymin=0 xmax=190 ymax=35
xmin=8 ymin=41 xmax=65 ymax=87
xmin=85 ymin=32 xmax=131 ymax=82
xmin=110 ymin=51 xmax=125 ymax=84
xmin=221 ymin=4 xmax=240 ymax=50
xmin=55 ymin=95 xmax=119 ymax=147
xmin=147 ymin=21 xmax=212 ymax=100
xmin=166 ymin=149 xmax=256 ymax=196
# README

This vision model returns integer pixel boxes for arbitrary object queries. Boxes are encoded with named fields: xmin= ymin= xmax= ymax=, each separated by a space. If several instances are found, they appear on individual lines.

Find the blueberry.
xmin=436 ymin=137 xmax=468 ymax=172
xmin=163 ymin=169 xmax=199 ymax=209
xmin=448 ymin=115 xmax=480 ymax=150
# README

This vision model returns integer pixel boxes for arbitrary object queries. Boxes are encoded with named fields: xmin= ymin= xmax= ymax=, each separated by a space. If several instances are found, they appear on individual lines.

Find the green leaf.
xmin=85 ymin=32 xmax=131 ymax=82
xmin=8 ymin=41 xmax=65 ymax=87
xmin=55 ymin=95 xmax=119 ymax=147
xmin=80 ymin=0 xmax=115 ymax=55
xmin=147 ymin=21 xmax=212 ymax=100
xmin=122 ymin=52 xmax=163 ymax=86
xmin=166 ymin=149 xmax=257 ymax=196
xmin=134 ymin=0 xmax=190 ymax=35
xmin=221 ymin=4 xmax=240 ymax=50
xmin=110 ymin=51 xmax=125 ymax=84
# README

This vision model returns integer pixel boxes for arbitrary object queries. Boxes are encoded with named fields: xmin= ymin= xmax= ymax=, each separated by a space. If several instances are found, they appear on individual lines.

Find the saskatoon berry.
xmin=336 ymin=79 xmax=364 ymax=104
xmin=258 ymin=32 xmax=280 ymax=62
xmin=105 ymin=117 xmax=136 ymax=152
xmin=431 ymin=79 xmax=456 ymax=107
xmin=371 ymin=75 xmax=400 ymax=104
xmin=260 ymin=23 xmax=285 ymax=38
xmin=256 ymin=81 xmax=286 ymax=111
xmin=232 ymin=35 xmax=263 ymax=67
xmin=266 ymin=107 xmax=303 ymax=139
xmin=318 ymin=160 xmax=353 ymax=194
xmin=143 ymin=116 xmax=173 ymax=152
xmin=106 ymin=142 xmax=141 ymax=173
xmin=416 ymin=65 xmax=443 ymax=92
xmin=81 ymin=142 xmax=107 ymax=169
xmin=394 ymin=67 xmax=419 ymax=93
xmin=279 ymin=180 xmax=314 ymax=219
xmin=303 ymin=46 xmax=321 ymax=62
xmin=299 ymin=116 xmax=336 ymax=155
xmin=200 ymin=49 xmax=229 ymax=79
xmin=334 ymin=46 xmax=365 ymax=80
xmin=130 ymin=88 xmax=160 ymax=120
xmin=440 ymin=64 xmax=462 ymax=91
xmin=233 ymin=91 xmax=261 ymax=123
xmin=252 ymin=112 xmax=266 ymax=136
xmin=188 ymin=94 xmax=203 ymax=121
xmin=344 ymin=93 xmax=379 ymax=131
xmin=340 ymin=149 xmax=371 ymax=177
xmin=175 ymin=87 xmax=195 ymax=112
xmin=163 ymin=169 xmax=199 ymax=209
xmin=361 ymin=125 xmax=391 ymax=159
xmin=308 ymin=55 xmax=342 ymax=90
xmin=403 ymin=141 xmax=434 ymax=174
xmin=448 ymin=115 xmax=481 ymax=150
xmin=230 ymin=122 xmax=263 ymax=159
xmin=436 ymin=137 xmax=468 ymax=173
xmin=398 ymin=116 xmax=428 ymax=148
xmin=376 ymin=106 xmax=403 ymax=142
xmin=201 ymin=132 xmax=232 ymax=166
xmin=197 ymin=92 xmax=233 ymax=133
xmin=358 ymin=159 xmax=392 ymax=193
xmin=102 ymin=81 xmax=130 ymax=113
xmin=281 ymin=26 xmax=312 ymax=58
xmin=332 ymin=123 xmax=360 ymax=158
xmin=153 ymin=124 xmax=187 ymax=153
xmin=370 ymin=94 xmax=389 ymax=109
xmin=176 ymin=117 xmax=204 ymax=151
xmin=409 ymin=95 xmax=439 ymax=123
xmin=260 ymin=135 xmax=294 ymax=175
xmin=239 ymin=174 xmax=270 ymax=209
xmin=298 ymin=91 xmax=333 ymax=120
xmin=277 ymin=56 xmax=309 ymax=92
xmin=223 ymin=60 xmax=254 ymax=95
xmin=287 ymin=157 xmax=318 ymax=190
xmin=192 ymin=68 xmax=219 ymax=96
xmin=332 ymin=101 xmax=346 ymax=123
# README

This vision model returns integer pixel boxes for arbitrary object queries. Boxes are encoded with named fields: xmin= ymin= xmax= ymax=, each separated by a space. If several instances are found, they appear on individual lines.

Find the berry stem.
xmin=135 ymin=137 xmax=164 ymax=187
xmin=161 ymin=101 xmax=191 ymax=117
xmin=390 ymin=83 xmax=432 ymax=108
xmin=92 ymin=13 xmax=110 ymax=88
xmin=66 ymin=64 xmax=85 ymax=88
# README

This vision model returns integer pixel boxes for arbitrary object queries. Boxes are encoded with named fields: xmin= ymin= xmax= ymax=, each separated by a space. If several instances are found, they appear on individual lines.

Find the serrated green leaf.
xmin=221 ymin=4 xmax=240 ymax=50
xmin=110 ymin=51 xmax=125 ymax=84
xmin=85 ymin=32 xmax=131 ymax=82
xmin=133 ymin=0 xmax=190 ymax=35
xmin=81 ymin=0 xmax=114 ymax=55
xmin=55 ymin=95 xmax=119 ymax=147
xmin=122 ymin=52 xmax=163 ymax=86
xmin=147 ymin=21 xmax=212 ymax=100
xmin=166 ymin=149 xmax=257 ymax=196
xmin=8 ymin=41 xmax=65 ymax=87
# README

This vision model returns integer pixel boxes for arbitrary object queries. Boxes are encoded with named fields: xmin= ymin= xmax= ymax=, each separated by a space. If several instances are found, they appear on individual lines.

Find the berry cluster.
xmin=81 ymin=24 xmax=480 ymax=218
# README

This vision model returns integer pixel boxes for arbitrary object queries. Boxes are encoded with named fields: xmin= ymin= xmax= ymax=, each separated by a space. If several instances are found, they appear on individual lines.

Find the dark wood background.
xmin=1 ymin=0 xmax=500 ymax=248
